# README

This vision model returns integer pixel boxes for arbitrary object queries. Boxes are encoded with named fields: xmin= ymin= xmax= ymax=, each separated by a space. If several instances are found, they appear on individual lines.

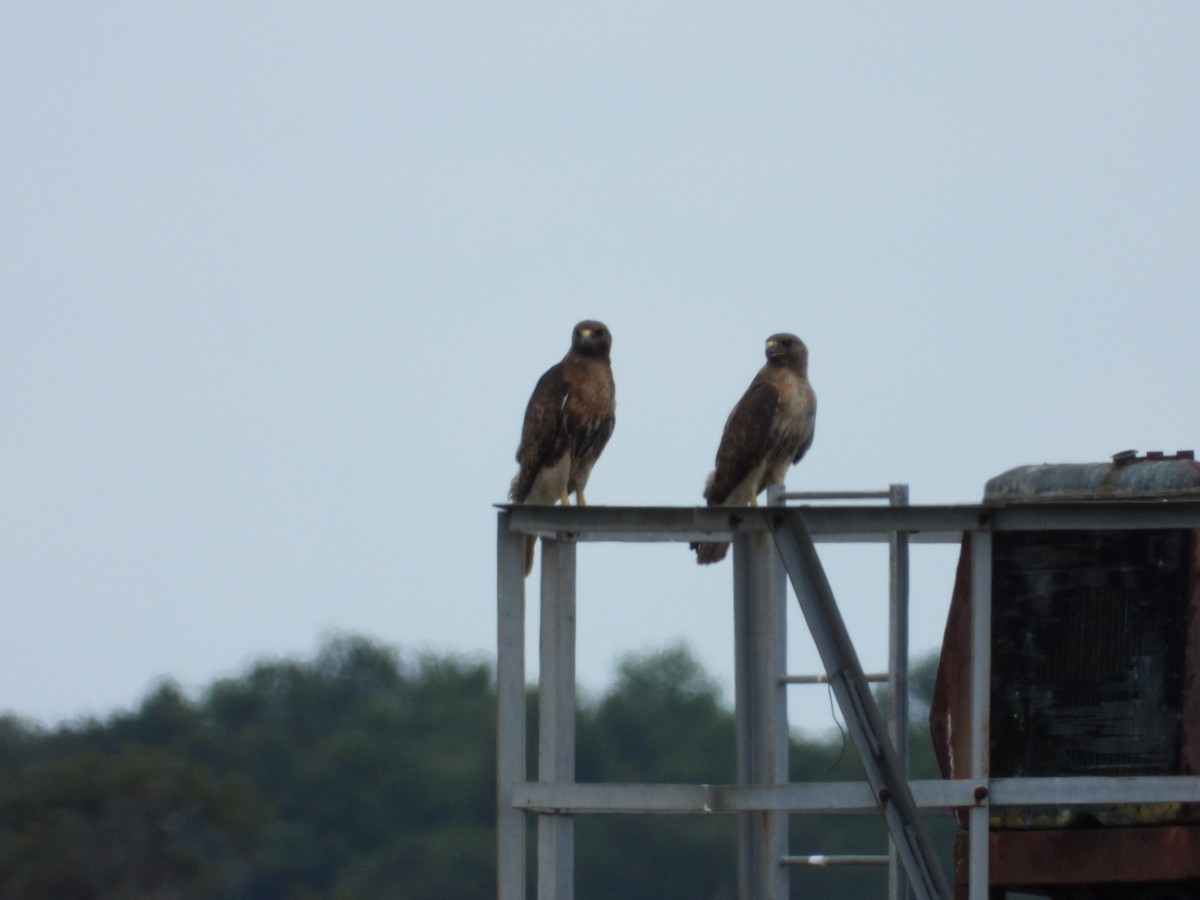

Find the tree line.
xmin=0 ymin=635 xmax=952 ymax=899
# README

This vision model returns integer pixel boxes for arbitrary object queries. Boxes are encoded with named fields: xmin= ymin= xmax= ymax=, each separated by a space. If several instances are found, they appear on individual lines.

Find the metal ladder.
xmin=766 ymin=499 xmax=950 ymax=900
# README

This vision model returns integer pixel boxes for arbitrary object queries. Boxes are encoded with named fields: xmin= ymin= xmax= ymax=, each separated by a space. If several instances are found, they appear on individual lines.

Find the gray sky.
xmin=3 ymin=5 xmax=1198 ymax=733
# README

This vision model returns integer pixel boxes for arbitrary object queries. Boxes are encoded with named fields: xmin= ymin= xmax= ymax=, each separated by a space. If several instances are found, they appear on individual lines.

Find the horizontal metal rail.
xmin=781 ymin=673 xmax=889 ymax=684
xmin=779 ymin=491 xmax=893 ymax=501
xmin=783 ymin=855 xmax=889 ymax=867
xmin=500 ymin=501 xmax=1200 ymax=545
xmin=512 ymin=776 xmax=1200 ymax=816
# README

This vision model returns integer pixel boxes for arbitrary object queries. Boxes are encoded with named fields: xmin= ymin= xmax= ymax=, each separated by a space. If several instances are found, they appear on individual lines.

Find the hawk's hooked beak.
xmin=765 ymin=339 xmax=781 ymax=358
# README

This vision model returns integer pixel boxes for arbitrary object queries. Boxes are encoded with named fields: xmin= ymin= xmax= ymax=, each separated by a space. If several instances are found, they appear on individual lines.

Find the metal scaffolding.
xmin=496 ymin=496 xmax=1200 ymax=900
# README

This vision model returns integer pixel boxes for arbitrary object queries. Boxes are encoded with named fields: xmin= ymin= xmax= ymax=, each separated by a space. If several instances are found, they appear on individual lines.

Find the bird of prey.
xmin=692 ymin=332 xmax=816 ymax=564
xmin=510 ymin=320 xmax=616 ymax=575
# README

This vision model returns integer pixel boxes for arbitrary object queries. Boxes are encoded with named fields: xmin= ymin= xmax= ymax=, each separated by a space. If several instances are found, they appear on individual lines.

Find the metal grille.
xmin=990 ymin=529 xmax=1189 ymax=777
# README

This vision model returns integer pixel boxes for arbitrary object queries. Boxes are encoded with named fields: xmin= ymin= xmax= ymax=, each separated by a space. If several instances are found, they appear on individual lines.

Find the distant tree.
xmin=192 ymin=637 xmax=498 ymax=898
xmin=580 ymin=643 xmax=736 ymax=783
xmin=0 ymin=745 xmax=261 ymax=899
xmin=0 ymin=637 xmax=956 ymax=900
xmin=0 ymin=715 xmax=41 ymax=770
xmin=576 ymin=644 xmax=738 ymax=900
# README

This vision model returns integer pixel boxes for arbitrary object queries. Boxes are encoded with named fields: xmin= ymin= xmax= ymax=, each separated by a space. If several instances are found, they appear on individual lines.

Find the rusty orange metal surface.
xmin=953 ymin=825 xmax=1200 ymax=896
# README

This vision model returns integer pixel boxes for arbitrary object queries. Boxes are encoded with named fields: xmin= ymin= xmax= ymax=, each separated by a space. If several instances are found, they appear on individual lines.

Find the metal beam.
xmin=512 ymin=776 xmax=1200 ymax=816
xmin=989 ymin=774 xmax=1200 ymax=806
xmin=513 ymin=780 xmax=940 ymax=815
xmin=496 ymin=511 xmax=528 ymax=900
xmin=732 ymin=531 xmax=789 ymax=899
xmin=501 ymin=501 xmax=1200 ymax=544
xmin=888 ymin=483 xmax=912 ymax=900
xmin=967 ymin=530 xmax=992 ymax=900
xmin=538 ymin=536 xmax=577 ymax=900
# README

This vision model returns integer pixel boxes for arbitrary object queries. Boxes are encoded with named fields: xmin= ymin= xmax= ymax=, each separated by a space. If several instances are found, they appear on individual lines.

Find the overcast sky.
xmin=3 ymin=5 xmax=1198 ymax=733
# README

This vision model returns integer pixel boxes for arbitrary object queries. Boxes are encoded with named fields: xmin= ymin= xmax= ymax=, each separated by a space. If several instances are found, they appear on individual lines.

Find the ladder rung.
xmin=776 ymin=490 xmax=892 ymax=501
xmin=781 ymin=673 xmax=889 ymax=685
xmin=782 ymin=854 xmax=890 ymax=867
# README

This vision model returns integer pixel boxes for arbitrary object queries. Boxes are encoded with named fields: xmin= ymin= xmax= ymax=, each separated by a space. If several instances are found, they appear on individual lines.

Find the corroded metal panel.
xmin=935 ymin=455 xmax=1200 ymax=835
xmin=936 ymin=529 xmax=1199 ymax=827
xmin=953 ymin=825 xmax=1200 ymax=891
xmin=935 ymin=455 xmax=1200 ymax=898
xmin=929 ymin=534 xmax=974 ymax=786
xmin=985 ymin=452 xmax=1200 ymax=502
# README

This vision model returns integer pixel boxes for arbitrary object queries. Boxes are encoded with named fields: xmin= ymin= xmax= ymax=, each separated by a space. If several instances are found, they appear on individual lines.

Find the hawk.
xmin=692 ymin=332 xmax=816 ymax=564
xmin=510 ymin=320 xmax=616 ymax=575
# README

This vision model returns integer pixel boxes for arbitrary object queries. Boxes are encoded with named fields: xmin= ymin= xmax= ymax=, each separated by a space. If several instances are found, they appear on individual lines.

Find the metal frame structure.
xmin=496 ymin=497 xmax=1200 ymax=900
xmin=778 ymin=485 xmax=913 ymax=900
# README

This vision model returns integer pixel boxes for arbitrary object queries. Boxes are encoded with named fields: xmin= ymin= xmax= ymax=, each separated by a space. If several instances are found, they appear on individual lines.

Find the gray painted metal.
xmin=779 ymin=490 xmax=893 ymax=501
xmin=732 ymin=530 xmax=790 ymax=899
xmin=987 ymin=774 xmax=1200 ymax=806
xmin=496 ymin=499 xmax=1200 ymax=900
xmin=496 ymin=512 xmax=527 ymax=900
xmin=538 ymin=538 xmax=577 ymax=900
xmin=784 ymin=854 xmax=890 ymax=867
xmin=502 ymin=499 xmax=1200 ymax=544
xmin=781 ymin=672 xmax=889 ymax=684
xmin=967 ymin=530 xmax=992 ymax=900
xmin=766 ymin=510 xmax=952 ymax=900
xmin=888 ymin=484 xmax=912 ymax=900
xmin=510 ymin=775 xmax=1200 ymax=815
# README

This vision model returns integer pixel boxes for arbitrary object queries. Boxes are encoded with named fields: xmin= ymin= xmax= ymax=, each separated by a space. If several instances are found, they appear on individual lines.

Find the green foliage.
xmin=576 ymin=645 xmax=738 ymax=898
xmin=0 ymin=638 xmax=953 ymax=899
xmin=0 ymin=744 xmax=260 ymax=899
xmin=579 ymin=643 xmax=735 ymax=784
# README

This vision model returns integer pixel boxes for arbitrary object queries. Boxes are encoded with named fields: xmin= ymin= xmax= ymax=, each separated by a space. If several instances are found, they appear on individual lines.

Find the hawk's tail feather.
xmin=691 ymin=540 xmax=730 ymax=565
xmin=524 ymin=535 xmax=536 ymax=577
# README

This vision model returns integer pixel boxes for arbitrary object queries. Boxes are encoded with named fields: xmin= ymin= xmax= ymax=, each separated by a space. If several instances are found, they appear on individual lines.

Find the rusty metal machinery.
xmin=931 ymin=451 xmax=1200 ymax=900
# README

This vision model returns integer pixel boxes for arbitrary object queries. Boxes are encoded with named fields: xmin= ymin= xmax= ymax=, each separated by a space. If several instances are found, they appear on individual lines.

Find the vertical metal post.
xmin=888 ymin=484 xmax=912 ymax=900
xmin=968 ymin=527 xmax=993 ymax=900
xmin=497 ymin=512 xmax=528 ymax=900
xmin=538 ymin=535 xmax=577 ymax=900
xmin=733 ymin=517 xmax=789 ymax=900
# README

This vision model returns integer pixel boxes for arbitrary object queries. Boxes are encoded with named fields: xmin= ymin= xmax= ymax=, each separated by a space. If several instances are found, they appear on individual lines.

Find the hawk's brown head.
xmin=764 ymin=332 xmax=807 ymax=372
xmin=572 ymin=320 xmax=612 ymax=359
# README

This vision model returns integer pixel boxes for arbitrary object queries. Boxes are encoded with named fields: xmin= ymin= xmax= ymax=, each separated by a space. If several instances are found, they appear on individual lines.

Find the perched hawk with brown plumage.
xmin=510 ymin=320 xmax=616 ymax=575
xmin=692 ymin=332 xmax=816 ymax=564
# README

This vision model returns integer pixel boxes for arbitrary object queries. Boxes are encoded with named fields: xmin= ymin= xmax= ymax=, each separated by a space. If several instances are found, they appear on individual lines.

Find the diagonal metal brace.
xmin=767 ymin=509 xmax=952 ymax=900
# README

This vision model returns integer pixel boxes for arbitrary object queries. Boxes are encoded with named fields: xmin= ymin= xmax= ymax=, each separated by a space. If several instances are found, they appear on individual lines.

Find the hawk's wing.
xmin=510 ymin=364 xmax=569 ymax=503
xmin=565 ymin=391 xmax=615 ymax=472
xmin=792 ymin=413 xmax=815 ymax=464
xmin=704 ymin=381 xmax=780 ymax=505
